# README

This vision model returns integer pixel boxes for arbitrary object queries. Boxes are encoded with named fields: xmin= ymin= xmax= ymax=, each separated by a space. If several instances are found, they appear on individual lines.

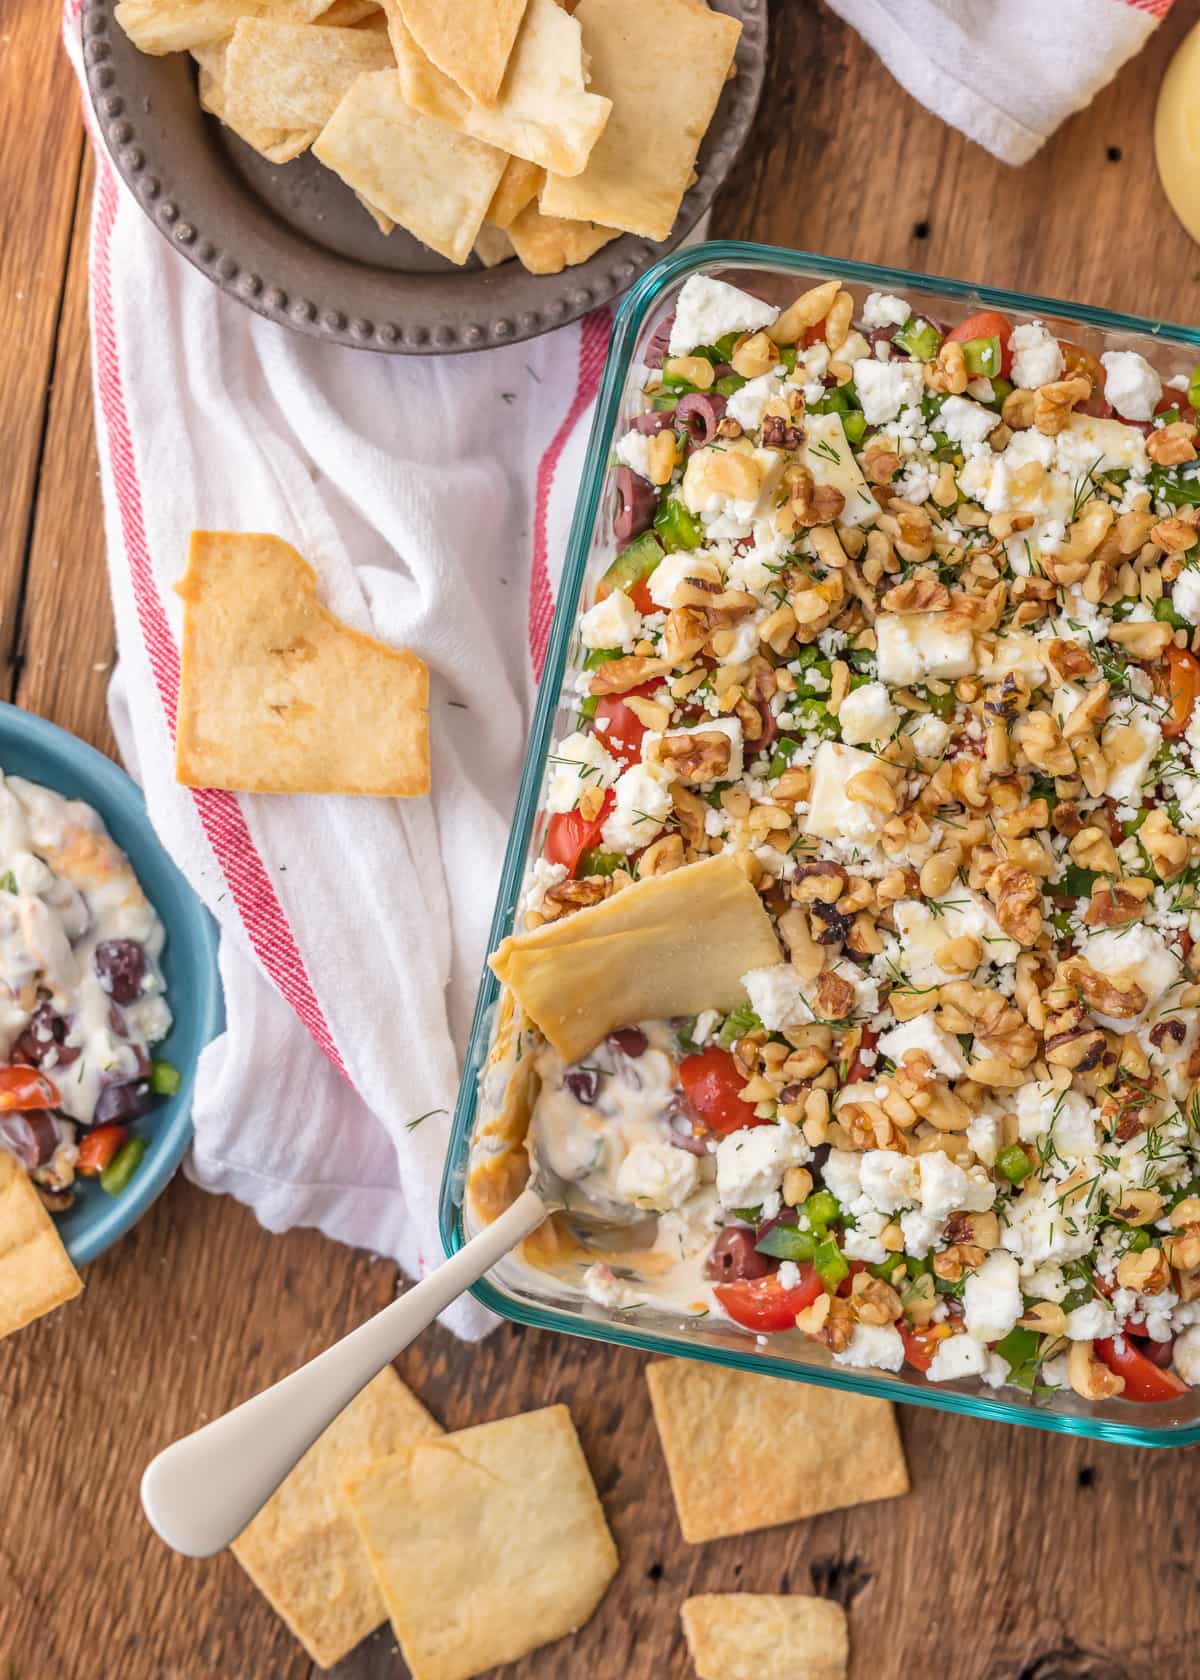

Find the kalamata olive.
xmin=94 ymin=939 xmax=146 ymax=1006
xmin=609 ymin=1026 xmax=647 ymax=1058
xmin=754 ymin=1207 xmax=798 ymax=1244
xmin=675 ymin=392 xmax=726 ymax=448
xmin=563 ymin=1066 xmax=601 ymax=1105
xmin=0 ymin=1111 xmax=58 ymax=1170
xmin=643 ymin=314 xmax=675 ymax=369
xmin=614 ymin=466 xmax=659 ymax=544
xmin=92 ymin=1080 xmax=155 ymax=1126
xmin=10 ymin=1004 xmax=80 ymax=1070
xmin=631 ymin=410 xmax=673 ymax=435
xmin=704 ymin=1227 xmax=773 ymax=1283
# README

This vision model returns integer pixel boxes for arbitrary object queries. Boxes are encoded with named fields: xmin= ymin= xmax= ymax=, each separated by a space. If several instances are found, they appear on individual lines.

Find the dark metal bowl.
xmin=81 ymin=0 xmax=766 ymax=354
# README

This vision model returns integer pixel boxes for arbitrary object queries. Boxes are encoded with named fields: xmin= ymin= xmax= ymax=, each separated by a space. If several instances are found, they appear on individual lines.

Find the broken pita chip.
xmin=313 ymin=70 xmax=506 ymax=265
xmin=473 ymin=223 xmax=515 ymax=268
xmin=646 ymin=1362 xmax=908 ymax=1543
xmin=117 ymin=0 xmax=328 ymax=55
xmin=540 ymin=0 xmax=740 ymax=240
xmin=193 ymin=39 xmax=316 ymax=162
xmin=175 ymin=531 xmax=429 ymax=796
xmin=681 ymin=1595 xmax=849 ymax=1680
xmin=313 ymin=0 xmax=379 ymax=22
xmin=506 ymin=201 xmax=618 ymax=274
xmin=390 ymin=0 xmax=611 ymax=178
xmin=396 ymin=0 xmax=529 ymax=109
xmin=344 ymin=1405 xmax=617 ymax=1680
xmin=233 ymin=1368 xmax=441 ymax=1670
xmin=485 ymin=155 xmax=544 ymax=229
xmin=0 ymin=1150 xmax=82 ymax=1340
xmin=223 ymin=19 xmax=394 ymax=137
xmin=489 ymin=853 xmax=782 ymax=1062
xmin=354 ymin=189 xmax=395 ymax=234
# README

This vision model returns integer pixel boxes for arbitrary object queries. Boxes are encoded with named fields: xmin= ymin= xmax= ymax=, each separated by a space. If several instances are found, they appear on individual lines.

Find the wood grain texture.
xmin=5 ymin=3 xmax=1200 ymax=1679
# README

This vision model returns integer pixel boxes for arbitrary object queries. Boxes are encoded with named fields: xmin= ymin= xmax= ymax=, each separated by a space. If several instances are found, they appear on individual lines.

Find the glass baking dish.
xmin=439 ymin=239 xmax=1200 ymax=1448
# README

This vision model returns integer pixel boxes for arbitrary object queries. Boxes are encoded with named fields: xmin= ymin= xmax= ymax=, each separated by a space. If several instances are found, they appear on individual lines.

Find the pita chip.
xmin=0 ymin=1150 xmax=82 ymax=1340
xmin=396 ymin=0 xmax=529 ymax=108
xmin=682 ymin=1595 xmax=849 ymax=1680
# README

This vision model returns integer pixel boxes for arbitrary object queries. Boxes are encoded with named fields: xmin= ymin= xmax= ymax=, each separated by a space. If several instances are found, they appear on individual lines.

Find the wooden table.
xmin=5 ymin=4 xmax=1200 ymax=1676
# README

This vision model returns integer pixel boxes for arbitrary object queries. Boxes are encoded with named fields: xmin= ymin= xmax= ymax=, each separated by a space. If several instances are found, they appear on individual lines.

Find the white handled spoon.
xmin=140 ymin=1185 xmax=549 ymax=1557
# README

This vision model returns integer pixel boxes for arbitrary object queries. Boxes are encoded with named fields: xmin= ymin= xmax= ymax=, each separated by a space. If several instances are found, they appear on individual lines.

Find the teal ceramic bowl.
xmin=0 ymin=704 xmax=222 ymax=1266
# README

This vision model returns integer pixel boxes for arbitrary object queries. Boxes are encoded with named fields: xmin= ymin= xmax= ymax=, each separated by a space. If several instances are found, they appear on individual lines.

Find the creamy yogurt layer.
xmin=0 ymin=772 xmax=174 ymax=1212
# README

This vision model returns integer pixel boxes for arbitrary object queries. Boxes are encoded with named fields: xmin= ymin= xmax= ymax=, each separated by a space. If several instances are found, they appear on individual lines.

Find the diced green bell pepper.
xmin=993 ymin=1326 xmax=1041 ymax=1389
xmin=842 ymin=410 xmax=868 ymax=446
xmin=1126 ymin=1228 xmax=1153 ymax=1253
xmin=1154 ymin=596 xmax=1190 ymax=631
xmin=150 ymin=1059 xmax=181 ymax=1096
xmin=756 ymin=1225 xmax=817 ymax=1262
xmin=654 ymin=496 xmax=703 ymax=552
xmin=960 ymin=335 xmax=1001 ymax=379
xmin=101 ymin=1136 xmax=147 ymax=1196
xmin=814 ymin=1237 xmax=849 ymax=1291
xmin=717 ymin=1002 xmax=764 ymax=1049
xmin=779 ymin=346 xmax=798 ymax=374
xmin=893 ymin=318 xmax=942 ymax=361
xmin=804 ymin=1190 xmax=841 ymax=1231
xmin=0 ymin=872 xmax=16 ymax=895
xmin=597 ymin=530 xmax=662 ymax=599
xmin=989 ymin=375 xmax=1014 ymax=409
xmin=925 ymin=687 xmax=956 ymax=719
xmin=1057 ymin=864 xmax=1097 ymax=899
xmin=577 ymin=849 xmax=624 ymax=878
xmin=767 ymin=735 xmax=801 ymax=779
xmin=997 ymin=1144 xmax=1033 ymax=1185
xmin=714 ymin=373 xmax=746 ymax=397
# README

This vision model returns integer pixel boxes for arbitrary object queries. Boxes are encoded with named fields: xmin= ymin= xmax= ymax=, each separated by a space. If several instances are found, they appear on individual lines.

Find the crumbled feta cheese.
xmin=1064 ymin=1298 xmax=1117 ymax=1341
xmin=648 ymin=550 xmax=705 ymax=611
xmin=1001 ymin=1180 xmax=1096 ymax=1267
xmin=821 ymin=1149 xmax=863 ymax=1207
xmin=579 ymin=588 xmax=640 ymax=650
xmin=964 ymin=1251 xmax=1022 ymax=1344
xmin=1009 ymin=322 xmax=1064 ymax=390
xmin=715 ymin=1122 xmax=812 ymax=1208
xmin=938 ymin=394 xmax=997 ymax=452
xmin=892 ymin=891 xmax=1020 ymax=987
xmin=927 ymin=1332 xmax=989 ymax=1382
xmin=667 ymin=275 xmax=778 ymax=357
xmin=1100 ymin=350 xmax=1162 ymax=422
xmin=859 ymin=1149 xmax=920 ymax=1213
xmin=1082 ymin=923 xmax=1181 ymax=1019
xmin=726 ymin=369 xmax=785 ymax=431
xmin=1100 ymin=703 xmax=1160 ymax=802
xmin=851 ymin=358 xmax=925 ymax=425
xmin=545 ymin=730 xmax=620 ymax=814
xmin=1015 ymin=1082 xmax=1097 ymax=1158
xmin=875 ymin=613 xmax=975 ymax=686
xmin=615 ymin=429 xmax=655 ymax=481
xmin=832 ymin=1322 xmax=905 ymax=1371
xmin=878 ymin=1013 xmax=968 ymax=1080
xmin=1173 ymin=567 xmax=1200 ymax=625
xmin=838 ymin=681 xmax=899 ymax=746
xmin=965 ymin=1111 xmax=1001 ymax=1168
xmin=918 ymin=1150 xmax=994 ymax=1223
xmin=908 ymin=714 xmax=951 ymax=760
xmin=740 ymin=965 xmax=810 ymax=1033
xmin=1055 ymin=411 xmax=1150 ymax=477
xmin=616 ymin=1141 xmax=699 ymax=1212
xmin=804 ymin=741 xmax=886 ymax=845
xmin=601 ymin=763 xmax=673 ymax=853
xmin=863 ymin=292 xmax=911 ymax=329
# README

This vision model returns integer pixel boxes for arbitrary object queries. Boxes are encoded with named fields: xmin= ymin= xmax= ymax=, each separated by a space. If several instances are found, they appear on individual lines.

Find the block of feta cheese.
xmin=667 ymin=275 xmax=779 ymax=357
xmin=874 ymin=613 xmax=975 ymax=687
xmin=803 ymin=741 xmax=886 ymax=845
xmin=797 ymin=412 xmax=879 ymax=527
xmin=715 ymin=1121 xmax=812 ymax=1209
xmin=891 ymin=890 xmax=1020 ymax=987
xmin=1100 ymin=349 xmax=1161 ymax=422
xmin=837 ymin=681 xmax=899 ymax=746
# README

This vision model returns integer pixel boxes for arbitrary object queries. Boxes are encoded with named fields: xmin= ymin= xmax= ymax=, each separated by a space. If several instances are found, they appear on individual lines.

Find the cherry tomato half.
xmin=544 ymin=790 xmax=615 ymax=876
xmin=1059 ymin=341 xmax=1112 ymax=417
xmin=1163 ymin=646 xmax=1200 ymax=740
xmin=900 ymin=1323 xmax=951 ymax=1373
xmin=1095 ymin=1336 xmax=1189 ymax=1403
xmin=594 ymin=679 xmax=659 ymax=769
xmin=0 ymin=1066 xmax=60 ymax=1111
xmin=945 ymin=311 xmax=1014 ymax=378
xmin=714 ymin=1265 xmax=825 ymax=1332
xmin=76 ymin=1123 xmax=129 ymax=1178
xmin=628 ymin=578 xmax=656 ymax=615
xmin=679 ymin=1046 xmax=763 ymax=1136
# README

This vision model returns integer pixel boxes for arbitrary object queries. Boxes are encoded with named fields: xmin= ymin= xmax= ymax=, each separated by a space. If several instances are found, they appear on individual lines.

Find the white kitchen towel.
xmin=825 ymin=0 xmax=1175 ymax=165
xmin=62 ymin=0 xmax=1173 ymax=1339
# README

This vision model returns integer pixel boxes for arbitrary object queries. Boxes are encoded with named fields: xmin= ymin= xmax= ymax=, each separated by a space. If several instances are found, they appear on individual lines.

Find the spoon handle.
xmin=140 ymin=1187 xmax=548 ymax=1558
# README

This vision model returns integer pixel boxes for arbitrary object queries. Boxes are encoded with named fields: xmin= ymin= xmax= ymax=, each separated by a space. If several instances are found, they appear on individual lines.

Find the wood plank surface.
xmin=4 ymin=4 xmax=1200 ymax=1679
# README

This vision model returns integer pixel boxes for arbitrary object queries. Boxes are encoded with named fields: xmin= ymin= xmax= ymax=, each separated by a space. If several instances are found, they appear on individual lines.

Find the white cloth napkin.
xmin=825 ymin=0 xmax=1175 ymax=165
xmin=62 ymin=0 xmax=1174 ymax=1338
